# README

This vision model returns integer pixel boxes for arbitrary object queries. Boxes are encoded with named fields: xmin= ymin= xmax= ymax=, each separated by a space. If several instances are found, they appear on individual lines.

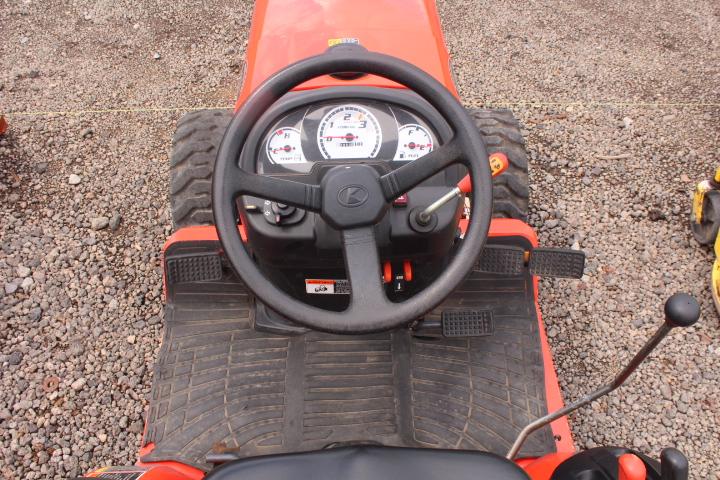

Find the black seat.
xmin=204 ymin=446 xmax=530 ymax=480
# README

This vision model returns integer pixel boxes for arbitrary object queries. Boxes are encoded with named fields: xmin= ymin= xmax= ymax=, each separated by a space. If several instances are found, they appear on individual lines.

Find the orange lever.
xmin=383 ymin=261 xmax=392 ymax=283
xmin=618 ymin=453 xmax=646 ymax=480
xmin=458 ymin=152 xmax=509 ymax=194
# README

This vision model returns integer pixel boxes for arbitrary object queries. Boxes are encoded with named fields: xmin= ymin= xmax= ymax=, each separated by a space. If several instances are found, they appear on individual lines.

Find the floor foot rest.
xmin=529 ymin=248 xmax=585 ymax=279
xmin=143 ymin=263 xmax=556 ymax=469
xmin=441 ymin=309 xmax=494 ymax=337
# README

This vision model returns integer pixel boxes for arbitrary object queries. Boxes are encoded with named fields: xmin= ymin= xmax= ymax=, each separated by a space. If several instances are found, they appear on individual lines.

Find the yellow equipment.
xmin=691 ymin=167 xmax=720 ymax=312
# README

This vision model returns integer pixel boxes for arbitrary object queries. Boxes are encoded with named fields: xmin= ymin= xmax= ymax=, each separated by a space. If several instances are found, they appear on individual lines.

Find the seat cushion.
xmin=205 ymin=446 xmax=529 ymax=480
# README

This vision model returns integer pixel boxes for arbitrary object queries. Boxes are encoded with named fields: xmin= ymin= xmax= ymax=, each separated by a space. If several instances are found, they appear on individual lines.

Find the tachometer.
xmin=266 ymin=127 xmax=305 ymax=164
xmin=317 ymin=105 xmax=382 ymax=159
xmin=394 ymin=124 xmax=433 ymax=161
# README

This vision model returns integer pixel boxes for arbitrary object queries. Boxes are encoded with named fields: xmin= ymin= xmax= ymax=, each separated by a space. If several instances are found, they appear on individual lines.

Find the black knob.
xmin=660 ymin=447 xmax=688 ymax=480
xmin=664 ymin=293 xmax=700 ymax=328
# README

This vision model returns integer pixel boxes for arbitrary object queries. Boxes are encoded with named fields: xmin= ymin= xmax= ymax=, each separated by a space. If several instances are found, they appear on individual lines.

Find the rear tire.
xmin=467 ymin=108 xmax=529 ymax=221
xmin=169 ymin=109 xmax=233 ymax=230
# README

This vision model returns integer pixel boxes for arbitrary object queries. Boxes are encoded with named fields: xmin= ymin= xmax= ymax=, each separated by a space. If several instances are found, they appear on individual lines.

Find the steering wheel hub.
xmin=321 ymin=165 xmax=388 ymax=229
xmin=337 ymin=186 xmax=368 ymax=207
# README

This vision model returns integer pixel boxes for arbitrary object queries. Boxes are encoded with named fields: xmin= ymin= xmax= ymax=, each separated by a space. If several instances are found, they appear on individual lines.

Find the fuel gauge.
xmin=394 ymin=124 xmax=433 ymax=161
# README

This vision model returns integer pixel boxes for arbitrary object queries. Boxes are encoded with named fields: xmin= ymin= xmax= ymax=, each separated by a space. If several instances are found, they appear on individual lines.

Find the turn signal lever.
xmin=507 ymin=293 xmax=700 ymax=461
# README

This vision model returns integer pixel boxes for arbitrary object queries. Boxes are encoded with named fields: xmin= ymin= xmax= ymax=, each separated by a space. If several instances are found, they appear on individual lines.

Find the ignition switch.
xmin=263 ymin=200 xmax=305 ymax=225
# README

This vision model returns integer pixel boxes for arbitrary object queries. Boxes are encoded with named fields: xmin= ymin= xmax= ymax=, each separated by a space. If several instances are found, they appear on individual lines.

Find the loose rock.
xmin=109 ymin=213 xmax=122 ymax=231
xmin=71 ymin=378 xmax=86 ymax=391
xmin=7 ymin=352 xmax=23 ymax=366
xmin=91 ymin=216 xmax=109 ymax=230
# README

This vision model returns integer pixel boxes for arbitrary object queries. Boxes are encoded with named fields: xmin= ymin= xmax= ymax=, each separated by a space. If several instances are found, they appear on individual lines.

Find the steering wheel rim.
xmin=212 ymin=48 xmax=493 ymax=333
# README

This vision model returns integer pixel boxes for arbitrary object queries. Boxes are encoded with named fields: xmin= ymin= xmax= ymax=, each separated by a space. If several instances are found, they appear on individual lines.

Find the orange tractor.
xmin=79 ymin=1 xmax=696 ymax=479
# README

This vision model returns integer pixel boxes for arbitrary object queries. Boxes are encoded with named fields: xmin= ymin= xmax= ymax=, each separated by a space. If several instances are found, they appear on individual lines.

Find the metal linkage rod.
xmin=507 ymin=293 xmax=699 ymax=460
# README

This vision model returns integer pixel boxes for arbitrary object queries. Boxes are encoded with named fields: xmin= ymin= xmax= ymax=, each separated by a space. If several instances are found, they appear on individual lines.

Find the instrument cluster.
xmin=258 ymin=100 xmax=438 ymax=173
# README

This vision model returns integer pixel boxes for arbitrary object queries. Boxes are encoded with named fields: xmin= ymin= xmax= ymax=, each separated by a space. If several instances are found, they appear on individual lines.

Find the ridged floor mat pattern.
xmin=142 ymin=269 xmax=555 ymax=470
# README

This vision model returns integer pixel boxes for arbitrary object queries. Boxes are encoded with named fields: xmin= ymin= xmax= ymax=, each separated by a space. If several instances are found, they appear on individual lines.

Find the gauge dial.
xmin=266 ymin=127 xmax=306 ymax=164
xmin=317 ymin=105 xmax=382 ymax=159
xmin=394 ymin=124 xmax=433 ymax=161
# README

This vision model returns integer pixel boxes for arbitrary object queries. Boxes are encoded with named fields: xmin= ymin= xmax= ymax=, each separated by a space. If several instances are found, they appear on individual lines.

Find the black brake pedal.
xmin=166 ymin=252 xmax=222 ymax=284
xmin=441 ymin=310 xmax=494 ymax=337
xmin=529 ymin=248 xmax=585 ymax=279
xmin=476 ymin=245 xmax=525 ymax=276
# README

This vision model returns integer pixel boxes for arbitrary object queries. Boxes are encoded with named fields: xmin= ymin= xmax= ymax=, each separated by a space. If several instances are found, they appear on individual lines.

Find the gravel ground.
xmin=1 ymin=0 xmax=719 ymax=478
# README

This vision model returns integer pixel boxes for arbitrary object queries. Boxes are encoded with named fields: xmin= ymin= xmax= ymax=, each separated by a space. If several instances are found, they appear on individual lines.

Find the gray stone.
xmin=71 ymin=378 xmax=86 ymax=391
xmin=16 ymin=265 xmax=31 ymax=277
xmin=8 ymin=351 xmax=23 ymax=365
xmin=109 ymin=213 xmax=122 ymax=231
xmin=660 ymin=384 xmax=672 ymax=400
xmin=91 ymin=217 xmax=109 ymax=230
xmin=20 ymin=277 xmax=33 ymax=290
xmin=128 ymin=420 xmax=144 ymax=434
xmin=28 ymin=307 xmax=42 ymax=322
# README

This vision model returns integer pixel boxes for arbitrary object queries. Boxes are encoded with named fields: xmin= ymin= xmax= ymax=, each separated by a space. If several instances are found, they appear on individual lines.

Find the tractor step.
xmin=528 ymin=248 xmax=585 ymax=279
xmin=441 ymin=309 xmax=493 ymax=337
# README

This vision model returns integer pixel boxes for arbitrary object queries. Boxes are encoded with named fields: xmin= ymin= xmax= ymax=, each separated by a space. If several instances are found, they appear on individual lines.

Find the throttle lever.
xmin=415 ymin=152 xmax=509 ymax=225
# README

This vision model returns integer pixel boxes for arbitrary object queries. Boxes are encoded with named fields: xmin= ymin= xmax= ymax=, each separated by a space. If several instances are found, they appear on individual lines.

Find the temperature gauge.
xmin=394 ymin=124 xmax=433 ymax=161
xmin=266 ymin=127 xmax=306 ymax=164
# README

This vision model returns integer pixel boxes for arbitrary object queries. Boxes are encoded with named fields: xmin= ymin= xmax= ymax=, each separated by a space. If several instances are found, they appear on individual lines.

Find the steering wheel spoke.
xmin=341 ymin=227 xmax=389 ymax=312
xmin=379 ymin=136 xmax=464 ymax=200
xmin=228 ymin=164 xmax=323 ymax=212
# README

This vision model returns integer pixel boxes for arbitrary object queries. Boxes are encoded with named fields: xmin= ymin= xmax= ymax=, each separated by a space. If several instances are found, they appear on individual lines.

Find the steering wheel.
xmin=212 ymin=49 xmax=493 ymax=333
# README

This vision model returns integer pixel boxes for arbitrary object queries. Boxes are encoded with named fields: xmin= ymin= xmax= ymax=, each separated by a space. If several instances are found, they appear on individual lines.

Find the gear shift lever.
xmin=507 ymin=293 xmax=700 ymax=459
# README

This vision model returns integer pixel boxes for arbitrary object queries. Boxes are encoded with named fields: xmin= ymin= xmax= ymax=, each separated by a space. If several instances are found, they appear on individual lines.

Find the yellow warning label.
xmin=328 ymin=37 xmax=360 ymax=47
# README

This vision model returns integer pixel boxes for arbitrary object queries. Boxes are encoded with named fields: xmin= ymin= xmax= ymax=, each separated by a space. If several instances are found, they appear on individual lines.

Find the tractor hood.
xmin=235 ymin=0 xmax=458 ymax=108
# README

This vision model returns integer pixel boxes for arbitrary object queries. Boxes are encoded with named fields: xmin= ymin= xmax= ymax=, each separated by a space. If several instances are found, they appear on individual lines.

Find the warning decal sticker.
xmin=92 ymin=466 xmax=147 ymax=479
xmin=327 ymin=37 xmax=360 ymax=47
xmin=305 ymin=279 xmax=350 ymax=294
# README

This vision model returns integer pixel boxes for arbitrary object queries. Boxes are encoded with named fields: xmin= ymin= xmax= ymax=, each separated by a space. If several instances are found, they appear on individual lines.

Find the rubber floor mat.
xmin=142 ymin=267 xmax=555 ymax=469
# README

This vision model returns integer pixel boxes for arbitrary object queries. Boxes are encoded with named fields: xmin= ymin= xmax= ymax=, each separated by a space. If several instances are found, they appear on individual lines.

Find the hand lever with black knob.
xmin=661 ymin=447 xmax=689 ymax=480
xmin=507 ymin=293 xmax=700 ymax=459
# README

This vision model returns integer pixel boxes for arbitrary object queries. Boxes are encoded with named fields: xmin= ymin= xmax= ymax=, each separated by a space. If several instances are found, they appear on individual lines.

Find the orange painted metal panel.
xmin=521 ymin=452 xmax=575 ymax=479
xmin=235 ymin=0 xmax=458 ymax=108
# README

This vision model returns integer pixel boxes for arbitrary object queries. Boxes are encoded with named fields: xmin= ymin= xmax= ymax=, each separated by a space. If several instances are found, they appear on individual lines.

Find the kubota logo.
xmin=337 ymin=185 xmax=369 ymax=207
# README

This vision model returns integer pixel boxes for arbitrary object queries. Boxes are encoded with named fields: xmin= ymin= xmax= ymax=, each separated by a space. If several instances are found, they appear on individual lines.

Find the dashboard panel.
xmin=257 ymin=100 xmax=439 ymax=174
